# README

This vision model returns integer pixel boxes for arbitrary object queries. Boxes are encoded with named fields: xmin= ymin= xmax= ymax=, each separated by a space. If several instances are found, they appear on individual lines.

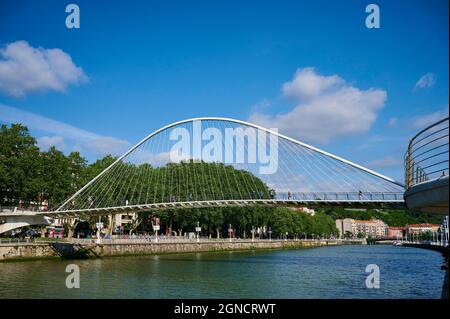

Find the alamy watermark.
xmin=65 ymin=264 xmax=80 ymax=289
xmin=365 ymin=4 xmax=380 ymax=29
xmin=365 ymin=264 xmax=380 ymax=289
xmin=65 ymin=4 xmax=80 ymax=29
xmin=169 ymin=120 xmax=279 ymax=175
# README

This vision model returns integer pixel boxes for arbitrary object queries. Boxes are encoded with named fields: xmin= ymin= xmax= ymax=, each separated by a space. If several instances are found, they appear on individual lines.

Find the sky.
xmin=0 ymin=0 xmax=448 ymax=182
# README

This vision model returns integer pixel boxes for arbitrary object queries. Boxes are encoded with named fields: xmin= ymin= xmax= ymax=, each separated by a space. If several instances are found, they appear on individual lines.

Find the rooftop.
xmin=407 ymin=223 xmax=440 ymax=228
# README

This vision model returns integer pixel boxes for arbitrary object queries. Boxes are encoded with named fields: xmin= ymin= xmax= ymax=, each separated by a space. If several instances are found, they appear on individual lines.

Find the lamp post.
xmin=195 ymin=221 xmax=201 ymax=243
xmin=228 ymin=224 xmax=232 ymax=242
xmin=268 ymin=227 xmax=272 ymax=241
xmin=96 ymin=216 xmax=103 ymax=244
xmin=153 ymin=224 xmax=160 ymax=243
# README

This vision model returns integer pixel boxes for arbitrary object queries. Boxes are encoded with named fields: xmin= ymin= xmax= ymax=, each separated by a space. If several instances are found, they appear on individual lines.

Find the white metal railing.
xmin=405 ymin=117 xmax=449 ymax=189
xmin=0 ymin=238 xmax=36 ymax=244
xmin=0 ymin=205 xmax=48 ymax=213
xmin=70 ymin=237 xmax=361 ymax=245
xmin=275 ymin=191 xmax=403 ymax=201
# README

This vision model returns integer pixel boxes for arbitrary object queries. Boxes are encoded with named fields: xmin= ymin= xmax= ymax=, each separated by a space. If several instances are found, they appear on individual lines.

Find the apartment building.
xmin=336 ymin=218 xmax=387 ymax=238
xmin=406 ymin=223 xmax=440 ymax=235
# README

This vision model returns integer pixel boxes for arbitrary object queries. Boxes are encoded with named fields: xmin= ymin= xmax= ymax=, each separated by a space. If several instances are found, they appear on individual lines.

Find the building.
xmin=53 ymin=217 xmax=76 ymax=227
xmin=387 ymin=227 xmax=404 ymax=239
xmin=353 ymin=219 xmax=387 ymax=238
xmin=335 ymin=218 xmax=354 ymax=238
xmin=50 ymin=212 xmax=140 ymax=237
xmin=113 ymin=213 xmax=138 ymax=233
xmin=335 ymin=218 xmax=387 ymax=238
xmin=290 ymin=207 xmax=315 ymax=215
xmin=406 ymin=223 xmax=440 ymax=235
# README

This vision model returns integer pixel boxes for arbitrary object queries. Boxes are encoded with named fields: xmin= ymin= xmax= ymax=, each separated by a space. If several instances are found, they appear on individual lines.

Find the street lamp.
xmin=153 ymin=224 xmax=160 ymax=243
xmin=195 ymin=221 xmax=201 ymax=243
xmin=251 ymin=226 xmax=255 ymax=242
xmin=96 ymin=216 xmax=103 ymax=244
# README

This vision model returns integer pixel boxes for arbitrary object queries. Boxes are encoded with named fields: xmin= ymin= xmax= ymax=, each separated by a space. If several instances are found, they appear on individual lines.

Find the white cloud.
xmin=249 ymin=67 xmax=387 ymax=144
xmin=356 ymin=135 xmax=388 ymax=151
xmin=0 ymin=104 xmax=131 ymax=157
xmin=366 ymin=156 xmax=402 ymax=169
xmin=37 ymin=136 xmax=66 ymax=151
xmin=282 ymin=67 xmax=344 ymax=101
xmin=84 ymin=137 xmax=131 ymax=158
xmin=411 ymin=108 xmax=449 ymax=130
xmin=414 ymin=73 xmax=436 ymax=90
xmin=388 ymin=117 xmax=397 ymax=127
xmin=250 ymin=99 xmax=271 ymax=113
xmin=0 ymin=41 xmax=88 ymax=97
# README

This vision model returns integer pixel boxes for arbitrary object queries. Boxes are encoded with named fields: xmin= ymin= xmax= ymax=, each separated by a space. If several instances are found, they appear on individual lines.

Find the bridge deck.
xmin=40 ymin=199 xmax=405 ymax=218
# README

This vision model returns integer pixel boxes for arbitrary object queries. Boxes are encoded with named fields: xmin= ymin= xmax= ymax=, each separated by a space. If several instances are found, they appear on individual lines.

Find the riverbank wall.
xmin=0 ymin=239 xmax=365 ymax=261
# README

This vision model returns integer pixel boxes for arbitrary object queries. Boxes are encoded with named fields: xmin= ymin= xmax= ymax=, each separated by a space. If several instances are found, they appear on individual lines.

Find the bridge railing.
xmin=0 ymin=238 xmax=36 ymax=245
xmin=405 ymin=117 xmax=449 ymax=189
xmin=274 ymin=191 xmax=403 ymax=201
xmin=0 ymin=205 xmax=48 ymax=213
xmin=70 ymin=237 xmax=361 ymax=245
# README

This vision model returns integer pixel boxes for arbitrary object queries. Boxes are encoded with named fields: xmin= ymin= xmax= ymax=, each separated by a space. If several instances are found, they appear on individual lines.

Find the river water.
xmin=0 ymin=245 xmax=445 ymax=299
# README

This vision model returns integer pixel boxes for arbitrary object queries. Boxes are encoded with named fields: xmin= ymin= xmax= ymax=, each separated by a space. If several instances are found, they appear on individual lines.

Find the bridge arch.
xmin=54 ymin=117 xmax=404 ymax=215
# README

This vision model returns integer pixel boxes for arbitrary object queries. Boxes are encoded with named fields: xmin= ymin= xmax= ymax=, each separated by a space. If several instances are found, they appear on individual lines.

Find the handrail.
xmin=405 ymin=117 xmax=449 ymax=189
xmin=408 ymin=117 xmax=449 ymax=146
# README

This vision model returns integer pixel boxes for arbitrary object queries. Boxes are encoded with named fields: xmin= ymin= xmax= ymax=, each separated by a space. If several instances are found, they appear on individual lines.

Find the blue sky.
xmin=0 ymin=0 xmax=448 ymax=181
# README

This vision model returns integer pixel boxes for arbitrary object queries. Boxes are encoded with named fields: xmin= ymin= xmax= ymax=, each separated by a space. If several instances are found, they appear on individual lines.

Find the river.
xmin=0 ymin=245 xmax=445 ymax=298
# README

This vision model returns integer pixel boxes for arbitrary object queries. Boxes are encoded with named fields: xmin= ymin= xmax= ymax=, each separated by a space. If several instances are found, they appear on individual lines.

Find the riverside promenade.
xmin=0 ymin=238 xmax=365 ymax=261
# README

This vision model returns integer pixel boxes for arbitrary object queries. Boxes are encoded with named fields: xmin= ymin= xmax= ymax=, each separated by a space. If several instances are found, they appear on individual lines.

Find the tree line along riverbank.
xmin=1 ymin=123 xmax=441 ymax=241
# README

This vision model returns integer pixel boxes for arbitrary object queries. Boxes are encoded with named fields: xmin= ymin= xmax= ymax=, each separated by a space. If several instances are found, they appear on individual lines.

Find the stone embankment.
xmin=0 ymin=239 xmax=365 ymax=261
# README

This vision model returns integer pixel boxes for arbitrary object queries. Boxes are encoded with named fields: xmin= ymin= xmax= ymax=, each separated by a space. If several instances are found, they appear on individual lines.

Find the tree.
xmin=0 ymin=124 xmax=40 ymax=206
xmin=268 ymin=208 xmax=294 ymax=238
xmin=83 ymin=155 xmax=116 ymax=184
xmin=67 ymin=151 xmax=87 ymax=191
xmin=323 ymin=207 xmax=441 ymax=228
xmin=200 ymin=209 xmax=224 ymax=238
xmin=128 ymin=214 xmax=142 ymax=236
xmin=4 ymin=122 xmax=441 ymax=240
xmin=39 ymin=147 xmax=75 ymax=209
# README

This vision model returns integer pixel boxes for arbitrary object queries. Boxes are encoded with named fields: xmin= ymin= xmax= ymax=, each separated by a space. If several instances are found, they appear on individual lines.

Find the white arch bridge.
xmin=1 ymin=117 xmax=406 ymax=232
xmin=45 ymin=117 xmax=404 ymax=218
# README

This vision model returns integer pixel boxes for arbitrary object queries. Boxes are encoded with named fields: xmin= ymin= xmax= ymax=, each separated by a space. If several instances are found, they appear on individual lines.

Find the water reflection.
xmin=0 ymin=245 xmax=445 ymax=299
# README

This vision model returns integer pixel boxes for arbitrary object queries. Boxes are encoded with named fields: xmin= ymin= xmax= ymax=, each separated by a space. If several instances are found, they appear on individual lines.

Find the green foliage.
xmin=0 ymin=124 xmax=92 ymax=208
xmin=322 ymin=207 xmax=441 ymax=227
xmin=0 ymin=124 xmax=40 ymax=205
xmin=267 ymin=208 xmax=338 ymax=238
xmin=147 ymin=206 xmax=339 ymax=239
xmin=83 ymin=155 xmax=116 ymax=182
xmin=66 ymin=158 xmax=272 ymax=210
xmin=39 ymin=147 xmax=83 ymax=207
xmin=1 ymin=123 xmax=441 ymax=238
